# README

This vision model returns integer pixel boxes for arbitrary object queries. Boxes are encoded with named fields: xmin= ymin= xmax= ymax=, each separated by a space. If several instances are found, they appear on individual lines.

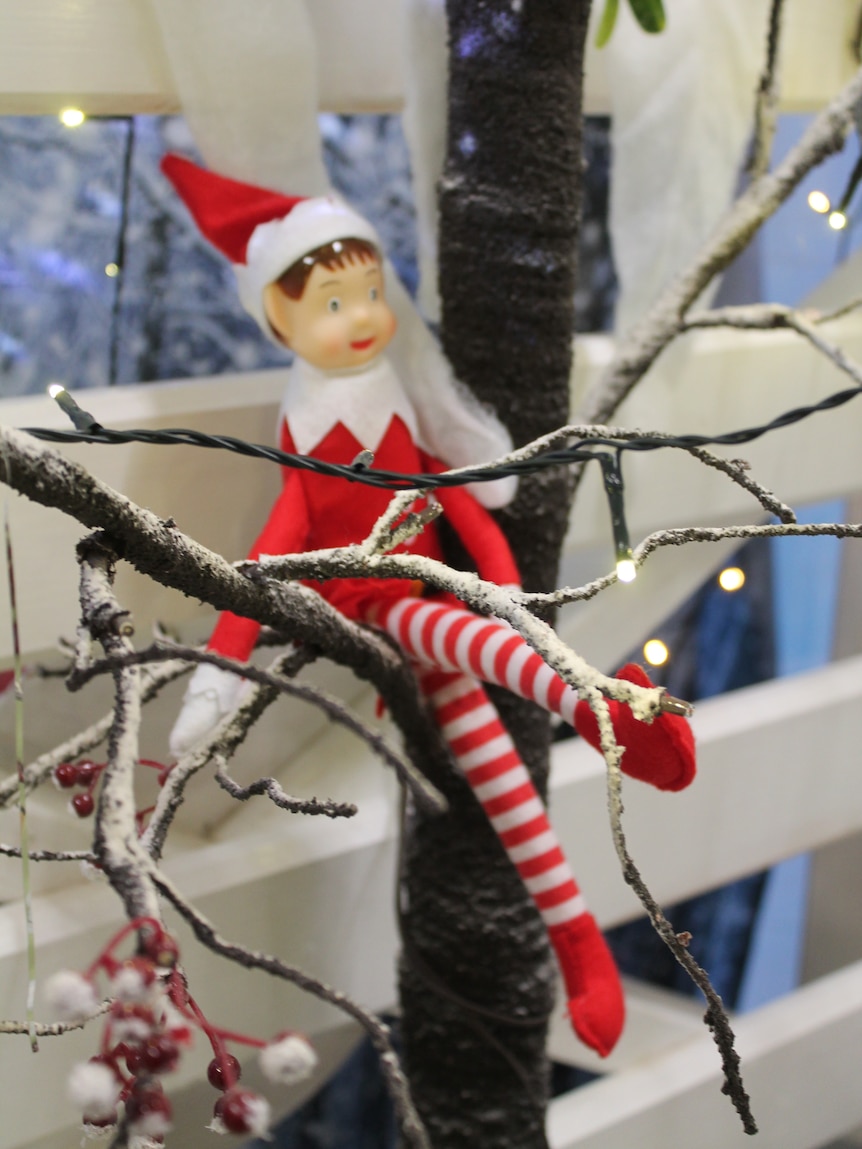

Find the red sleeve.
xmin=423 ymin=454 xmax=521 ymax=586
xmin=208 ymin=467 xmax=311 ymax=662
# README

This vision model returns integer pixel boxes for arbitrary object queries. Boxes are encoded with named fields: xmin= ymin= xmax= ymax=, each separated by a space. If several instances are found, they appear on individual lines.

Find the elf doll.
xmin=163 ymin=155 xmax=696 ymax=1059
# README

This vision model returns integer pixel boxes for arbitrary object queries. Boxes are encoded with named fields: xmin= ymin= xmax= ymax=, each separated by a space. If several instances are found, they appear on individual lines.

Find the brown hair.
xmin=273 ymin=237 xmax=380 ymax=300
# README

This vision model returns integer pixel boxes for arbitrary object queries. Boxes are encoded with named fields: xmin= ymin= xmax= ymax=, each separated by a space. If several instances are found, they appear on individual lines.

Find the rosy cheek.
xmin=324 ymin=329 xmax=347 ymax=356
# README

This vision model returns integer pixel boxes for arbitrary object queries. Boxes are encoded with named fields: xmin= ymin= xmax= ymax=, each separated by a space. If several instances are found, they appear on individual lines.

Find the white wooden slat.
xmin=0 ymin=0 xmax=857 ymax=117
xmin=547 ymin=960 xmax=862 ymax=1149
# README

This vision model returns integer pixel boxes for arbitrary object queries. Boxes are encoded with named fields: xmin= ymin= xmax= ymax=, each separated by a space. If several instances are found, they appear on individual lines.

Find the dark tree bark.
xmin=398 ymin=4 xmax=592 ymax=1146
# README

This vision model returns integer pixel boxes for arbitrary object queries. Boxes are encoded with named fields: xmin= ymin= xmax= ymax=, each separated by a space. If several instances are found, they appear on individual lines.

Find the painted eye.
xmin=327 ymin=297 xmax=341 ymax=313
xmin=369 ymin=286 xmax=379 ymax=302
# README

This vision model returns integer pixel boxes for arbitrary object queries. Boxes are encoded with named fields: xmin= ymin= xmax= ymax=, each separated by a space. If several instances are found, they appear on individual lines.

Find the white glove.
xmin=169 ymin=664 xmax=247 ymax=759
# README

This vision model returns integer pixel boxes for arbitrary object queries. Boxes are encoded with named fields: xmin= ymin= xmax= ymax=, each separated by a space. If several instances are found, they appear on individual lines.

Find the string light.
xmin=643 ymin=639 xmax=669 ymax=667
xmin=105 ymin=263 xmax=120 ymax=278
xmin=59 ymin=108 xmax=86 ymax=128
xmin=807 ymin=190 xmax=831 ymax=214
xmin=46 ymin=385 xmax=102 ymax=433
xmin=24 ymin=376 xmax=862 ymax=580
xmin=718 ymin=566 xmax=745 ymax=592
xmin=828 ymin=210 xmax=848 ymax=231
xmin=599 ymin=452 xmax=637 ymax=583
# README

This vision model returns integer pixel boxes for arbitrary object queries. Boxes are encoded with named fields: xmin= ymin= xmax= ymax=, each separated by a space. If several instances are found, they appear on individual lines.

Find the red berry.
xmin=125 ymin=1080 xmax=172 ymax=1133
xmin=207 ymin=1054 xmax=241 ymax=1091
xmin=214 ymin=1089 xmax=266 ymax=1135
xmin=140 ymin=1033 xmax=180 ymax=1074
xmin=76 ymin=760 xmax=99 ymax=785
xmin=124 ymin=1045 xmax=144 ymax=1074
xmin=55 ymin=762 xmax=79 ymax=788
xmin=71 ymin=792 xmax=95 ymax=818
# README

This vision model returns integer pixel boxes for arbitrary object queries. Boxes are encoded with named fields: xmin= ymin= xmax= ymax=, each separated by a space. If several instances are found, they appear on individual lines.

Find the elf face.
xmin=263 ymin=256 xmax=397 ymax=371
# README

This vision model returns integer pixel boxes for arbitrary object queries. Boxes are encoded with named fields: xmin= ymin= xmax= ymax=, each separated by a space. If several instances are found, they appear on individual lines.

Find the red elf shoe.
xmin=573 ymin=663 xmax=696 ymax=792
xmin=548 ymin=914 xmax=625 ymax=1058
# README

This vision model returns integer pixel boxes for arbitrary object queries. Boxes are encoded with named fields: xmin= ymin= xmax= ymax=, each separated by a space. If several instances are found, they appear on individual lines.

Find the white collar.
xmin=280 ymin=355 xmax=420 ymax=455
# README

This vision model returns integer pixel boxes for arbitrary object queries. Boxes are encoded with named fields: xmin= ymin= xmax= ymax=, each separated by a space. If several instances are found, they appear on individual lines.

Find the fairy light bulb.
xmin=616 ymin=558 xmax=637 ymax=583
xmin=828 ymin=210 xmax=847 ymax=231
xmin=718 ymin=566 xmax=745 ymax=592
xmin=643 ymin=639 xmax=669 ymax=667
xmin=600 ymin=452 xmax=637 ymax=585
xmin=46 ymin=384 xmax=102 ymax=432
xmin=59 ymin=108 xmax=86 ymax=128
xmin=807 ymin=190 xmax=831 ymax=214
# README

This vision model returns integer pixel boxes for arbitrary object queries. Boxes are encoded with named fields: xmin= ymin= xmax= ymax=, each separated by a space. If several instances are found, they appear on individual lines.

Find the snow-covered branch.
xmin=77 ymin=538 xmax=160 ymax=922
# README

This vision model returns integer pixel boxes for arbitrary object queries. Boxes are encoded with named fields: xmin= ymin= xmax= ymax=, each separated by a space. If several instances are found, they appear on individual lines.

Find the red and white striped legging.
xmin=380 ymin=598 xmax=624 ymax=1057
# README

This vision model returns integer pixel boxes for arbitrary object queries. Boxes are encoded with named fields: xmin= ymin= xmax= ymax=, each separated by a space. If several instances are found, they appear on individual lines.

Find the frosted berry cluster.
xmin=45 ymin=917 xmax=318 ymax=1142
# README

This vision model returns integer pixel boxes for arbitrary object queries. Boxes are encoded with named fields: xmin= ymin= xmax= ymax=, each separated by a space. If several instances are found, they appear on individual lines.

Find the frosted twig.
xmin=252 ymin=548 xmax=671 ymax=723
xmin=149 ymin=866 xmax=430 ymax=1149
xmin=360 ymin=488 xmax=443 ymax=556
xmin=0 ymin=1001 xmax=110 ymax=1036
xmin=67 ymin=643 xmax=445 ymax=817
xmin=681 ymin=448 xmax=795 ymax=523
xmin=141 ymin=648 xmax=445 ymax=862
xmin=527 ymin=521 xmax=862 ymax=606
xmin=684 ymin=302 xmax=862 ymax=389
xmin=78 ymin=538 xmax=160 ymax=922
xmin=0 ymin=844 xmax=94 ymax=863
xmin=583 ymin=685 xmax=756 ymax=1135
xmin=213 ymin=755 xmax=357 ymax=819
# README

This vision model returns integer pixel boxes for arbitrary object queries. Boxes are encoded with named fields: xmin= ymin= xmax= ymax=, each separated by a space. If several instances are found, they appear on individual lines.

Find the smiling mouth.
xmin=350 ymin=337 xmax=375 ymax=351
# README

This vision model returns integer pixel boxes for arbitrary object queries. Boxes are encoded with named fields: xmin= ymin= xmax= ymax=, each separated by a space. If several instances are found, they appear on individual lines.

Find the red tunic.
xmin=208 ymin=413 xmax=520 ymax=661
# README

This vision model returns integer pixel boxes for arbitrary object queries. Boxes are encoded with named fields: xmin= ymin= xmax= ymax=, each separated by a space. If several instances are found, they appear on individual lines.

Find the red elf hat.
xmin=161 ymin=154 xmax=380 ymax=335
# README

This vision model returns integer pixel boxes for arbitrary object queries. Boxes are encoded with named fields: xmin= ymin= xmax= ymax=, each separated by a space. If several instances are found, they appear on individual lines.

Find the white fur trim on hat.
xmin=235 ymin=197 xmax=380 ymax=336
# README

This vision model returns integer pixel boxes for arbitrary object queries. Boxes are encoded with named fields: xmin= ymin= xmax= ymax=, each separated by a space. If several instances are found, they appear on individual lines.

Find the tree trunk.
xmin=398 ymin=4 xmax=592 ymax=1146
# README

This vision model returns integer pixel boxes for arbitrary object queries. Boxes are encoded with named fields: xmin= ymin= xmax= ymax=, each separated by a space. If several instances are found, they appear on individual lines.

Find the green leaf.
xmin=628 ymin=0 xmax=666 ymax=34
xmin=595 ymin=0 xmax=620 ymax=48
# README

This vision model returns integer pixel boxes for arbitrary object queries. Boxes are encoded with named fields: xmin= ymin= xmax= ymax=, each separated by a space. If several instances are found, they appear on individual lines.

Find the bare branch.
xmin=149 ymin=866 xmax=430 ymax=1149
xmin=816 ymin=296 xmax=862 ymax=323
xmin=680 ymin=449 xmax=796 ymax=523
xmin=68 ymin=643 xmax=446 ymax=818
xmin=583 ymin=685 xmax=756 ymax=1134
xmin=213 ymin=755 xmax=357 ymax=819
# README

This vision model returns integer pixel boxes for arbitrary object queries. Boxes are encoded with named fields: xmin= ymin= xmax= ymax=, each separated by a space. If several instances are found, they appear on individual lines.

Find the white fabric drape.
xmin=606 ymin=0 xmax=772 ymax=335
